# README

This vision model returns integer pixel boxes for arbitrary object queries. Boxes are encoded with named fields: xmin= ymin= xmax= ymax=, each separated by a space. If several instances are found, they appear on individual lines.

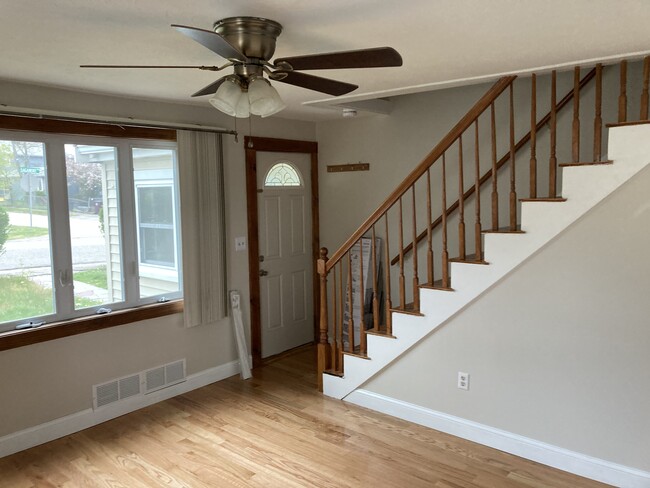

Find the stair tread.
xmin=343 ymin=349 xmax=370 ymax=360
xmin=482 ymin=225 xmax=525 ymax=234
xmin=606 ymin=119 xmax=650 ymax=128
xmin=390 ymin=302 xmax=424 ymax=316
xmin=519 ymin=197 xmax=567 ymax=202
xmin=365 ymin=328 xmax=396 ymax=339
xmin=449 ymin=253 xmax=489 ymax=265
xmin=323 ymin=369 xmax=344 ymax=377
xmin=559 ymin=160 xmax=613 ymax=167
xmin=421 ymin=278 xmax=454 ymax=291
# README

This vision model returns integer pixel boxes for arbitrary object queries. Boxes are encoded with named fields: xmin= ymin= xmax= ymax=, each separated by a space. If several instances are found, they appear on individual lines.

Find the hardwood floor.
xmin=0 ymin=346 xmax=611 ymax=487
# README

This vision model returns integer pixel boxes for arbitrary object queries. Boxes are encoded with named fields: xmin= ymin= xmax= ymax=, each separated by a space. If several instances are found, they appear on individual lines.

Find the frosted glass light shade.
xmin=249 ymin=78 xmax=286 ymax=117
xmin=235 ymin=93 xmax=250 ymax=118
xmin=209 ymin=78 xmax=242 ymax=116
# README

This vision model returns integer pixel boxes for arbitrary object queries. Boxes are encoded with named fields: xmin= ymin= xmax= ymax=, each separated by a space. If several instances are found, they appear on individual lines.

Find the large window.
xmin=0 ymin=131 xmax=182 ymax=333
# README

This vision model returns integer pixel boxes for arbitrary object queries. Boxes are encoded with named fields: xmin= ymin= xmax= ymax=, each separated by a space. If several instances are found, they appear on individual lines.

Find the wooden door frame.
xmin=244 ymin=136 xmax=319 ymax=368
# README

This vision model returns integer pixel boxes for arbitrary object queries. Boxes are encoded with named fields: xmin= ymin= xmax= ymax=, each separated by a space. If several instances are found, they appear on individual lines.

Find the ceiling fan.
xmin=81 ymin=16 xmax=403 ymax=118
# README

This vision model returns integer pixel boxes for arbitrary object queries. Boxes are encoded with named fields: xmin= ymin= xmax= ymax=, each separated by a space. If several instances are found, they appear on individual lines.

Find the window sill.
xmin=0 ymin=300 xmax=184 ymax=352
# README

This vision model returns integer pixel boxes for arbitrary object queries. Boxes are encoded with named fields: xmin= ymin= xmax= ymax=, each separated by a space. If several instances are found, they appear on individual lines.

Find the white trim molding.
xmin=0 ymin=358 xmax=247 ymax=459
xmin=346 ymin=389 xmax=650 ymax=488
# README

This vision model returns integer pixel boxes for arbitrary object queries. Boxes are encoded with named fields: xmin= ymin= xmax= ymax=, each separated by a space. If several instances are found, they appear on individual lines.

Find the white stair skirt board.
xmin=0 ymin=357 xmax=250 ymax=459
xmin=346 ymin=390 xmax=650 ymax=488
xmin=324 ymin=124 xmax=650 ymax=400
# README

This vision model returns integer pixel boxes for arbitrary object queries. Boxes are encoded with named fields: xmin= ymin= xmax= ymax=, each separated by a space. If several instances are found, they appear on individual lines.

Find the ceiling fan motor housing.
xmin=213 ymin=17 xmax=283 ymax=62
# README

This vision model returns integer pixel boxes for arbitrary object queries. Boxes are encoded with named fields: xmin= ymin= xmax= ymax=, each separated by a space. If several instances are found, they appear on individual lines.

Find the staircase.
xmin=316 ymin=57 xmax=650 ymax=399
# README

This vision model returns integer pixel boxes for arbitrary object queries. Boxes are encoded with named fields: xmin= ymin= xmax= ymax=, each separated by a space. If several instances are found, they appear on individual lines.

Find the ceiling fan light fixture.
xmin=235 ymin=91 xmax=251 ymax=118
xmin=209 ymin=77 xmax=243 ymax=116
xmin=248 ymin=77 xmax=285 ymax=117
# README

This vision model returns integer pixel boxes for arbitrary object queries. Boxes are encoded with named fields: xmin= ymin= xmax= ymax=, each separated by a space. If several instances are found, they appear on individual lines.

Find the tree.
xmin=0 ymin=142 xmax=14 ymax=197
xmin=65 ymin=156 xmax=102 ymax=203
xmin=0 ymin=207 xmax=9 ymax=256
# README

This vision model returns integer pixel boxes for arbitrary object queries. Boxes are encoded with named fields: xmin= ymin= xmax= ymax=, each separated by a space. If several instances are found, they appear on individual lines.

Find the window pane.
xmin=137 ymin=186 xmax=175 ymax=267
xmin=0 ymin=139 xmax=55 ymax=325
xmin=132 ymin=148 xmax=180 ymax=298
xmin=264 ymin=162 xmax=302 ymax=187
xmin=65 ymin=144 xmax=122 ymax=310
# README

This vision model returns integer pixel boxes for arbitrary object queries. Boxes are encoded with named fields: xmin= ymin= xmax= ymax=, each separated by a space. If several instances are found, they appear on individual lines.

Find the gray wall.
xmin=0 ymin=81 xmax=315 ymax=437
xmin=364 ymin=164 xmax=650 ymax=471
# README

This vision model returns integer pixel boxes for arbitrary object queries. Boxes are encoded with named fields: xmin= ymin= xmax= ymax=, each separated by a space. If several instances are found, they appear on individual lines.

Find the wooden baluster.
xmin=398 ymin=197 xmax=405 ymax=309
xmin=384 ymin=214 xmax=393 ymax=335
xmin=594 ymin=64 xmax=603 ymax=162
xmin=490 ymin=102 xmax=498 ymax=230
xmin=426 ymin=168 xmax=434 ymax=284
xmin=509 ymin=83 xmax=517 ymax=230
xmin=530 ymin=73 xmax=537 ymax=198
xmin=371 ymin=225 xmax=379 ymax=332
xmin=619 ymin=60 xmax=628 ymax=123
xmin=549 ymin=70 xmax=557 ymax=198
xmin=347 ymin=252 xmax=354 ymax=353
xmin=316 ymin=248 xmax=330 ymax=391
xmin=358 ymin=238 xmax=366 ymax=356
xmin=458 ymin=135 xmax=466 ymax=260
xmin=572 ymin=66 xmax=580 ymax=163
xmin=441 ymin=152 xmax=450 ymax=288
xmin=641 ymin=57 xmax=650 ymax=120
xmin=337 ymin=261 xmax=344 ymax=371
xmin=330 ymin=264 xmax=337 ymax=372
xmin=411 ymin=186 xmax=420 ymax=311
xmin=474 ymin=119 xmax=482 ymax=261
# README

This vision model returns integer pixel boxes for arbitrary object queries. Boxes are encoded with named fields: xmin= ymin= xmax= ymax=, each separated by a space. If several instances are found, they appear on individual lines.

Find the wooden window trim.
xmin=0 ymin=114 xmax=177 ymax=140
xmin=0 ymin=300 xmax=183 ymax=352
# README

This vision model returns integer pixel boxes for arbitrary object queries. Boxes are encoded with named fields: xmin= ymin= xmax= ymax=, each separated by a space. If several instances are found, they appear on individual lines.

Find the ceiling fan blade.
xmin=80 ymin=65 xmax=221 ymax=70
xmin=274 ymin=47 xmax=402 ymax=71
xmin=191 ymin=77 xmax=228 ymax=97
xmin=171 ymin=24 xmax=247 ymax=61
xmin=274 ymin=71 xmax=358 ymax=96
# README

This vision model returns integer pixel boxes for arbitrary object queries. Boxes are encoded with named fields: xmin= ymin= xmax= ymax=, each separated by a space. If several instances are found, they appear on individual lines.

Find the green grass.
xmin=8 ymin=225 xmax=49 ymax=240
xmin=74 ymin=296 xmax=103 ymax=309
xmin=0 ymin=275 xmax=54 ymax=323
xmin=0 ymin=275 xmax=104 ymax=323
xmin=2 ymin=206 xmax=48 ymax=216
xmin=74 ymin=266 xmax=107 ymax=289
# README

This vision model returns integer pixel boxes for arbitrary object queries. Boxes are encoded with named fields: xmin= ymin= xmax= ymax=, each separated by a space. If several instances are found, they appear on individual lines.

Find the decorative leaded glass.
xmin=264 ymin=162 xmax=302 ymax=187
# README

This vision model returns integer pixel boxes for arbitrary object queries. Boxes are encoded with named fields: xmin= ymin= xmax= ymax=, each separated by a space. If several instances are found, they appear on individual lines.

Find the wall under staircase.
xmin=332 ymin=124 xmax=650 ymax=486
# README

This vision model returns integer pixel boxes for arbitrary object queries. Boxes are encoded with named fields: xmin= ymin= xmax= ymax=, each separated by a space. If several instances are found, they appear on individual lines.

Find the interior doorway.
xmin=244 ymin=137 xmax=319 ymax=368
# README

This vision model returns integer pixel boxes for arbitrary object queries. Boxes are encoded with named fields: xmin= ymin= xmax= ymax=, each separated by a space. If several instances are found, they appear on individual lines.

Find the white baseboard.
xmin=346 ymin=389 xmax=650 ymax=488
xmin=0 ymin=358 xmax=246 ymax=459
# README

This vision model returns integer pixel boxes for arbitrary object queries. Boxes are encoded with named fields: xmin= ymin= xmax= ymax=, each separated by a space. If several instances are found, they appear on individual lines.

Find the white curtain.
xmin=177 ymin=130 xmax=227 ymax=327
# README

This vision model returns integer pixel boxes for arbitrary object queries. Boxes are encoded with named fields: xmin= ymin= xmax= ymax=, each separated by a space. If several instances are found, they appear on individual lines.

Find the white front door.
xmin=257 ymin=152 xmax=313 ymax=358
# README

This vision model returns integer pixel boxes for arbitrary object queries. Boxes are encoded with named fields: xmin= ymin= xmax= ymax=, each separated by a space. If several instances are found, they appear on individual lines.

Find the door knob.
xmin=259 ymin=269 xmax=269 ymax=277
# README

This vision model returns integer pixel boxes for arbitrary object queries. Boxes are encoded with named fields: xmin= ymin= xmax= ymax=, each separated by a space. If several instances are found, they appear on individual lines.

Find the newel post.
xmin=317 ymin=247 xmax=331 ymax=391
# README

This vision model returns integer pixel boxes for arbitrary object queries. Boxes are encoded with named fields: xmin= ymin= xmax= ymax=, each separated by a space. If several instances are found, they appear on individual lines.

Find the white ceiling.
xmin=2 ymin=0 xmax=650 ymax=121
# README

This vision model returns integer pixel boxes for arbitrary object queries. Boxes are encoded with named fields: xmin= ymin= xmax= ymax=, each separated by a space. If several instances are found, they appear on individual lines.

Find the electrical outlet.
xmin=458 ymin=372 xmax=470 ymax=390
xmin=235 ymin=236 xmax=247 ymax=252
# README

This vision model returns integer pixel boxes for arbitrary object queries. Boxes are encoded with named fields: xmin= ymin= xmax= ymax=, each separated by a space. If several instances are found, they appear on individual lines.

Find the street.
xmin=0 ymin=212 xmax=106 ymax=272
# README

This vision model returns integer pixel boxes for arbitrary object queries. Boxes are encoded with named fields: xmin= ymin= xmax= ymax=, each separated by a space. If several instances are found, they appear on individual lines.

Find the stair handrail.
xmin=324 ymin=75 xmax=517 ymax=272
xmin=391 ymin=68 xmax=597 ymax=265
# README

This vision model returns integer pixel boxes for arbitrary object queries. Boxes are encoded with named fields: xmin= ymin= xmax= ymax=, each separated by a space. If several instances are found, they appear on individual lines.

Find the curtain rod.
xmin=0 ymin=109 xmax=238 ymax=138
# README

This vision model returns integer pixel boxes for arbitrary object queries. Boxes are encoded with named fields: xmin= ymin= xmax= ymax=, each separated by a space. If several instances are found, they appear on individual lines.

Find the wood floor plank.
xmin=0 ymin=347 xmax=611 ymax=488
